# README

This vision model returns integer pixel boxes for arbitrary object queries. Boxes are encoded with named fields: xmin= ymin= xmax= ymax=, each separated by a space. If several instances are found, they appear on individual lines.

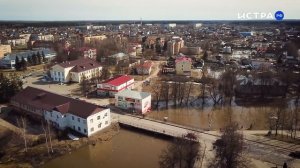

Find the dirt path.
xmin=134 ymin=61 xmax=162 ymax=92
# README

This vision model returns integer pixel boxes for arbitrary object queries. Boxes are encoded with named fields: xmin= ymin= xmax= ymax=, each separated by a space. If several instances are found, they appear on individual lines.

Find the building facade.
xmin=115 ymin=90 xmax=151 ymax=114
xmin=11 ymin=87 xmax=111 ymax=137
xmin=80 ymin=47 xmax=97 ymax=59
xmin=175 ymin=56 xmax=192 ymax=75
xmin=0 ymin=45 xmax=11 ymax=59
xmin=135 ymin=61 xmax=153 ymax=75
xmin=97 ymin=75 xmax=134 ymax=97
xmin=50 ymin=58 xmax=102 ymax=83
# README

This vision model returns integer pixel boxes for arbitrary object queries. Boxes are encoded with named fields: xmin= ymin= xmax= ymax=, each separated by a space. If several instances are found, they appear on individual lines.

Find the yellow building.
xmin=0 ymin=45 xmax=11 ymax=59
xmin=84 ymin=35 xmax=107 ymax=44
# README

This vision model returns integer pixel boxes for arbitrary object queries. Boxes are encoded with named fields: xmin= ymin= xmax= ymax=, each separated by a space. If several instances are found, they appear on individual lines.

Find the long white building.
xmin=11 ymin=87 xmax=111 ymax=137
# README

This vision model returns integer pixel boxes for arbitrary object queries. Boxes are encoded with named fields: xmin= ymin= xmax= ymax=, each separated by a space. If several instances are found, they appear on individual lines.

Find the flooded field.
xmin=43 ymin=129 xmax=171 ymax=168
xmin=147 ymin=103 xmax=286 ymax=130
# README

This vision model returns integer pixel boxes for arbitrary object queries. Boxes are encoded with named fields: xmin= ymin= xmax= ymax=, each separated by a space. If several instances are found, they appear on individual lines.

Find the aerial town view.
xmin=0 ymin=0 xmax=300 ymax=168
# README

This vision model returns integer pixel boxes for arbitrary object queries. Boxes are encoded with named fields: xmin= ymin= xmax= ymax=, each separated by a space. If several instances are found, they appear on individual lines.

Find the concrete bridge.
xmin=111 ymin=112 xmax=300 ymax=167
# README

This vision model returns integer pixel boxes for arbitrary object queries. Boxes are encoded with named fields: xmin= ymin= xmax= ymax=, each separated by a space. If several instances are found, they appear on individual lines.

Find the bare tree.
xmin=209 ymin=123 xmax=250 ymax=168
xmin=42 ymin=121 xmax=50 ymax=155
xmin=151 ymin=79 xmax=162 ymax=108
xmin=16 ymin=117 xmax=28 ymax=152
xmin=159 ymin=133 xmax=200 ymax=168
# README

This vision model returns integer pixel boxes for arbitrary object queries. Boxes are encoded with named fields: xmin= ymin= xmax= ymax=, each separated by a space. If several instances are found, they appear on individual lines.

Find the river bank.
xmin=0 ymin=122 xmax=120 ymax=168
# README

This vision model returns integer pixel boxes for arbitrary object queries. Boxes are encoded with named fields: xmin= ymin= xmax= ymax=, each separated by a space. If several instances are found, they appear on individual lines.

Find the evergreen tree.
xmin=21 ymin=57 xmax=27 ymax=70
xmin=15 ymin=56 xmax=21 ymax=70
xmin=27 ymin=55 xmax=32 ymax=66
xmin=37 ymin=52 xmax=42 ymax=64
xmin=0 ymin=73 xmax=23 ymax=103
xmin=42 ymin=51 xmax=46 ymax=63
xmin=32 ymin=53 xmax=37 ymax=65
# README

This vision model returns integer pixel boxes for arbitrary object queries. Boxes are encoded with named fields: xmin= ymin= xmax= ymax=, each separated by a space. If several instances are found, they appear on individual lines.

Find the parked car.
xmin=67 ymin=133 xmax=79 ymax=141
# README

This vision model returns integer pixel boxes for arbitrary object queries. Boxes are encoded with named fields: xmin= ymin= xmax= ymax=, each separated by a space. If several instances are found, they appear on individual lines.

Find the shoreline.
xmin=0 ymin=123 xmax=120 ymax=168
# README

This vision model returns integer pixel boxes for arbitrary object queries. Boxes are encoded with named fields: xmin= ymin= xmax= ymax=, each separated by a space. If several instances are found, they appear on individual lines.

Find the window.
xmin=83 ymin=120 xmax=86 ymax=124
xmin=104 ymin=113 xmax=108 ymax=117
xmin=90 ymin=119 xmax=93 ymax=123
xmin=97 ymin=116 xmax=100 ymax=120
xmin=50 ymin=112 xmax=52 ymax=117
xmin=72 ymin=116 xmax=74 ymax=120
xmin=77 ymin=117 xmax=80 ymax=122
xmin=57 ymin=114 xmax=59 ymax=119
xmin=90 ymin=127 xmax=94 ymax=132
xmin=105 ymin=121 xmax=108 ymax=125
xmin=78 ymin=126 xmax=81 ymax=131
xmin=98 ymin=123 xmax=102 ymax=128
xmin=84 ymin=129 xmax=87 ymax=133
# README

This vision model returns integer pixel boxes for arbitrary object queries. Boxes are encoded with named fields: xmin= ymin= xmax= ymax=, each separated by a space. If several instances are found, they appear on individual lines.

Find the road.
xmin=111 ymin=112 xmax=300 ymax=167
xmin=133 ymin=61 xmax=162 ymax=91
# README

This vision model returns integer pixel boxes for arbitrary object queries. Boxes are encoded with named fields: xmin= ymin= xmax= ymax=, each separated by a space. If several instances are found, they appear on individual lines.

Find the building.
xmin=179 ymin=47 xmax=202 ymax=56
xmin=50 ymin=58 xmax=102 ymax=83
xmin=10 ymin=87 xmax=111 ymax=137
xmin=7 ymin=38 xmax=27 ymax=46
xmin=115 ymin=90 xmax=151 ymax=114
xmin=80 ymin=47 xmax=97 ymax=59
xmin=175 ymin=56 xmax=192 ymax=75
xmin=167 ymin=37 xmax=184 ymax=56
xmin=97 ymin=75 xmax=134 ymax=97
xmin=107 ymin=52 xmax=129 ymax=65
xmin=135 ymin=61 xmax=153 ymax=75
xmin=0 ymin=49 xmax=56 ymax=69
xmin=0 ymin=45 xmax=11 ymax=58
xmin=84 ymin=35 xmax=107 ymax=45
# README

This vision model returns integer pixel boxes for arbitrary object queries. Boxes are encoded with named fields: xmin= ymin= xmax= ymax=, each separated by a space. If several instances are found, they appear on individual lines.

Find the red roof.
xmin=11 ymin=87 xmax=107 ymax=119
xmin=136 ymin=61 xmax=153 ymax=69
xmin=175 ymin=56 xmax=192 ymax=63
xmin=102 ymin=75 xmax=133 ymax=86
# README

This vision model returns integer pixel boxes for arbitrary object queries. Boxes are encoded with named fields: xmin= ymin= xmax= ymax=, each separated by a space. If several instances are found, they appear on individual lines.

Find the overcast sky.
xmin=0 ymin=0 xmax=299 ymax=20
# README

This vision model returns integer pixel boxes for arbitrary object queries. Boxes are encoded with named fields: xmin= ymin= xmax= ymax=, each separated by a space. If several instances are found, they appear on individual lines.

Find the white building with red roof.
xmin=50 ymin=57 xmax=102 ymax=83
xmin=97 ymin=75 xmax=134 ymax=97
xmin=175 ymin=56 xmax=192 ymax=75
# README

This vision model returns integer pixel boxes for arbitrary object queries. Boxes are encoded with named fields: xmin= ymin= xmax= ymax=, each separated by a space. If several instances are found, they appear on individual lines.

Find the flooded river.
xmin=43 ymin=129 xmax=170 ymax=168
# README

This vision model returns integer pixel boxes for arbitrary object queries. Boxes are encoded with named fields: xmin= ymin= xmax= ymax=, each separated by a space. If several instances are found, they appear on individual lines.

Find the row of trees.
xmin=0 ymin=73 xmax=23 ymax=103
xmin=15 ymin=52 xmax=46 ymax=71
xmin=79 ymin=67 xmax=111 ymax=96
xmin=151 ymin=69 xmax=237 ymax=109
xmin=159 ymin=123 xmax=247 ymax=168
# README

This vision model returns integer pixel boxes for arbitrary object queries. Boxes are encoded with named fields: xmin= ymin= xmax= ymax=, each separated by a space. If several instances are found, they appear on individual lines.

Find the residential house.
xmin=107 ymin=52 xmax=129 ymax=65
xmin=135 ymin=61 xmax=153 ymax=75
xmin=97 ymin=75 xmax=134 ymax=97
xmin=80 ymin=47 xmax=97 ymax=59
xmin=50 ymin=58 xmax=102 ymax=83
xmin=115 ymin=90 xmax=151 ymax=114
xmin=175 ymin=56 xmax=192 ymax=75
xmin=11 ymin=87 xmax=111 ymax=137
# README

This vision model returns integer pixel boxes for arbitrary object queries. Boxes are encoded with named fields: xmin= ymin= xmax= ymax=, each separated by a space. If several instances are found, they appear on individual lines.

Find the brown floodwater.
xmin=43 ymin=129 xmax=170 ymax=168
xmin=148 ymin=105 xmax=281 ymax=130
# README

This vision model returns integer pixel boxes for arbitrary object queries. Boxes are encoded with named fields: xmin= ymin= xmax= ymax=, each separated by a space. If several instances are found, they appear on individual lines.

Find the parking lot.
xmin=22 ymin=72 xmax=111 ymax=106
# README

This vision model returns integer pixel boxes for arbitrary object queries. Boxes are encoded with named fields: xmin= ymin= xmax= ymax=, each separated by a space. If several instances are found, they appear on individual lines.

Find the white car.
xmin=67 ymin=133 xmax=79 ymax=141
